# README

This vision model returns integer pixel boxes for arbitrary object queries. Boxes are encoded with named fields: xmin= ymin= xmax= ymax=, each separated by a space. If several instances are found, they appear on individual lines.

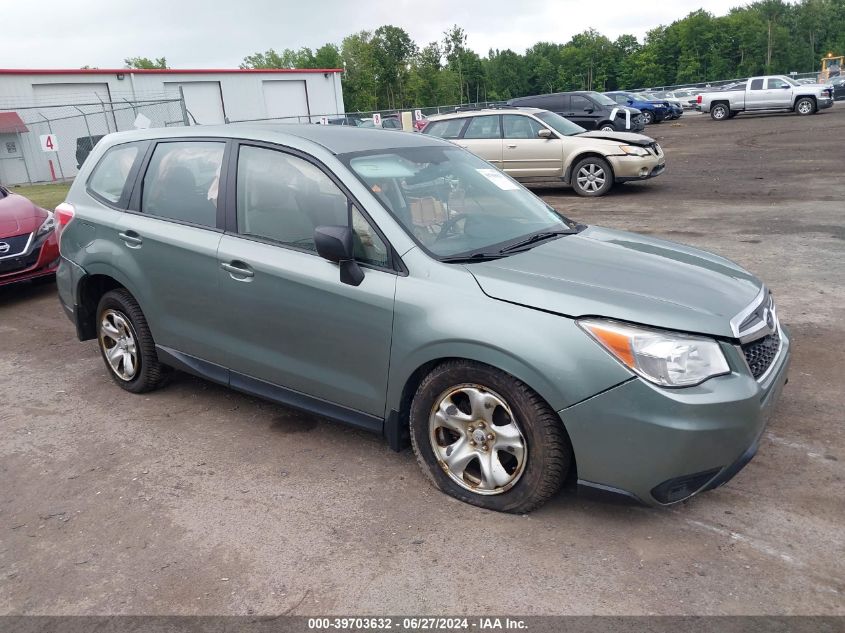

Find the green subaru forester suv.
xmin=55 ymin=124 xmax=790 ymax=513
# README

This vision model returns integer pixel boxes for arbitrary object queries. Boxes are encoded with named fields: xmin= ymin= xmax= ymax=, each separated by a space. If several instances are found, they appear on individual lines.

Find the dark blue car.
xmin=604 ymin=91 xmax=671 ymax=125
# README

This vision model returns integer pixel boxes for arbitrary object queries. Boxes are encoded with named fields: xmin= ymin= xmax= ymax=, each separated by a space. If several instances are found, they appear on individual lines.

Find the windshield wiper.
xmin=499 ymin=229 xmax=573 ymax=254
xmin=440 ymin=252 xmax=509 ymax=263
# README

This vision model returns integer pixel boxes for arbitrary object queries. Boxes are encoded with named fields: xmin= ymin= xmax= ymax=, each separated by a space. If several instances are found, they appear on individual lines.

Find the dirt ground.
xmin=1 ymin=108 xmax=843 ymax=616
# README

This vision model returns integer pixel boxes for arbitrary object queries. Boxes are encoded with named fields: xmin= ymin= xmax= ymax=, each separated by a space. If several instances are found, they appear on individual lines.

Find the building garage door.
xmin=263 ymin=80 xmax=310 ymax=122
xmin=164 ymin=82 xmax=225 ymax=125
xmin=32 ymin=82 xmax=112 ymax=108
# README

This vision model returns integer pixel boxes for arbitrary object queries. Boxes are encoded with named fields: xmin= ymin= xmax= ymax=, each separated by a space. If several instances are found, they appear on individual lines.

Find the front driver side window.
xmin=502 ymin=115 xmax=543 ymax=139
xmin=237 ymin=146 xmax=390 ymax=267
xmin=236 ymin=146 xmax=349 ymax=252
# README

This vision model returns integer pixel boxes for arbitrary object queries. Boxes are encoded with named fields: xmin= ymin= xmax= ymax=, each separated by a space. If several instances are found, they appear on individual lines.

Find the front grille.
xmin=742 ymin=329 xmax=781 ymax=379
xmin=0 ymin=247 xmax=40 ymax=275
xmin=0 ymin=232 xmax=31 ymax=258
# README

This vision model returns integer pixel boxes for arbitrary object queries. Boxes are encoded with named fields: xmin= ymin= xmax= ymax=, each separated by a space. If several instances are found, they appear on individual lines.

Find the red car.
xmin=0 ymin=186 xmax=60 ymax=286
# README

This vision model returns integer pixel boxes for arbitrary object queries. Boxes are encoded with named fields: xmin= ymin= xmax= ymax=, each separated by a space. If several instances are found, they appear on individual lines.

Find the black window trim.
xmin=85 ymin=140 xmax=151 ymax=210
xmin=224 ymin=139 xmax=406 ymax=276
xmin=125 ymin=136 xmax=232 ymax=233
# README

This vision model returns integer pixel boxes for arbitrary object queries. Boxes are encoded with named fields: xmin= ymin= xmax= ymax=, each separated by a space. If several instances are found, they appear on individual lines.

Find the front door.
xmin=216 ymin=143 xmax=397 ymax=418
xmin=765 ymin=77 xmax=794 ymax=108
xmin=500 ymin=114 xmax=563 ymax=177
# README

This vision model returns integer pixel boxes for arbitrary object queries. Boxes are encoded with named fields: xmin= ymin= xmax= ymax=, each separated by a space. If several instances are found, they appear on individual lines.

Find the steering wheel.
xmin=434 ymin=213 xmax=467 ymax=243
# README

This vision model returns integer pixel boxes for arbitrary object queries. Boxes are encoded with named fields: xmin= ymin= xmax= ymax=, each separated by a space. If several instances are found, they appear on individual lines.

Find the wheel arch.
xmin=563 ymin=151 xmax=615 ymax=184
xmin=390 ymin=354 xmax=579 ymax=482
xmin=75 ymin=266 xmax=139 ymax=340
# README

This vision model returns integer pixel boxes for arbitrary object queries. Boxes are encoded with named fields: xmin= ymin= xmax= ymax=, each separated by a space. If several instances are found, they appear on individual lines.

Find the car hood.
xmin=576 ymin=130 xmax=655 ymax=146
xmin=0 ymin=192 xmax=46 ymax=236
xmin=466 ymin=226 xmax=762 ymax=339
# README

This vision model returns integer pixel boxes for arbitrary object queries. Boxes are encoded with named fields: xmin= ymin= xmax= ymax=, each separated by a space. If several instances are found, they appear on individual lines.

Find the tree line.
xmin=236 ymin=0 xmax=844 ymax=111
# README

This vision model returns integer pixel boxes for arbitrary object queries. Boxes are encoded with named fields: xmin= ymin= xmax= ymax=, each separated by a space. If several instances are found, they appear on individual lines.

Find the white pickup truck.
xmin=697 ymin=75 xmax=834 ymax=120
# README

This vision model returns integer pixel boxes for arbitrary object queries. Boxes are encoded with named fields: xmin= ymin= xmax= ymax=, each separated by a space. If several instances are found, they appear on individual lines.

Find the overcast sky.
xmin=4 ymin=0 xmax=744 ymax=69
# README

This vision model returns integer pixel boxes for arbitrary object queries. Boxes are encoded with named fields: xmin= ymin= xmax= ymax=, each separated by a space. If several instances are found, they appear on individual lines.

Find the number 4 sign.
xmin=40 ymin=134 xmax=59 ymax=152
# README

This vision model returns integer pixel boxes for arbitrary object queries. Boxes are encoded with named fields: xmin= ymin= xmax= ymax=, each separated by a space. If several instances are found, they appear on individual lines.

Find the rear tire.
xmin=642 ymin=110 xmax=655 ymax=125
xmin=571 ymin=156 xmax=614 ymax=197
xmin=96 ymin=289 xmax=166 ymax=393
xmin=795 ymin=97 xmax=816 ymax=115
xmin=711 ymin=103 xmax=730 ymax=120
xmin=409 ymin=360 xmax=571 ymax=514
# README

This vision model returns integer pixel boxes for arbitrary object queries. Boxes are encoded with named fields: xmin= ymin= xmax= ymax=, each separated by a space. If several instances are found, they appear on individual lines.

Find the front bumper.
xmin=818 ymin=96 xmax=834 ymax=110
xmin=609 ymin=154 xmax=666 ymax=182
xmin=561 ymin=326 xmax=791 ymax=506
xmin=0 ymin=232 xmax=60 ymax=287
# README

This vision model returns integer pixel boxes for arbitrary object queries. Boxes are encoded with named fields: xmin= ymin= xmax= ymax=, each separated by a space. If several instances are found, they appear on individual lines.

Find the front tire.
xmin=711 ymin=103 xmax=729 ymax=120
xmin=599 ymin=123 xmax=615 ymax=132
xmin=571 ymin=156 xmax=614 ymax=197
xmin=409 ymin=360 xmax=571 ymax=514
xmin=795 ymin=97 xmax=816 ymax=115
xmin=96 ymin=289 xmax=165 ymax=393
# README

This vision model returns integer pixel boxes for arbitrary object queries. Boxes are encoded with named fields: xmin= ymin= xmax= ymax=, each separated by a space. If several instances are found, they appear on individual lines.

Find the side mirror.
xmin=537 ymin=128 xmax=553 ymax=139
xmin=781 ymin=84 xmax=791 ymax=89
xmin=314 ymin=225 xmax=365 ymax=286
xmin=627 ymin=99 xmax=634 ymax=105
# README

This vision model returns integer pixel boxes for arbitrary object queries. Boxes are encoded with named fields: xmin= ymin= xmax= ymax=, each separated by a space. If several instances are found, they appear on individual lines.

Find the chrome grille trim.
xmin=0 ymin=232 xmax=34 ymax=260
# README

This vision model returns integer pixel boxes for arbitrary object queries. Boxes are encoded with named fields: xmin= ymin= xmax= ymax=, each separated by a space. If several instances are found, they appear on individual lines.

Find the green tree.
xmin=371 ymin=25 xmax=417 ymax=109
xmin=124 ymin=56 xmax=168 ymax=69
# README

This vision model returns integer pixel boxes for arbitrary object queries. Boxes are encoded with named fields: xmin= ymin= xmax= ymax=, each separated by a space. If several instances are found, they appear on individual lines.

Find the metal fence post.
xmin=16 ymin=131 xmax=32 ymax=184
xmin=178 ymin=87 xmax=190 ymax=126
xmin=72 ymin=106 xmax=95 ymax=157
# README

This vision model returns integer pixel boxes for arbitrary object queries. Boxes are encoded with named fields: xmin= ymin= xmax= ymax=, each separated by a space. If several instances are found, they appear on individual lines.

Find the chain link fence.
xmin=0 ymin=97 xmax=187 ymax=186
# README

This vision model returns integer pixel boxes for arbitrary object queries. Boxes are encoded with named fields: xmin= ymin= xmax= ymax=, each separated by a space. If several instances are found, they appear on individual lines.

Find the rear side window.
xmin=463 ymin=116 xmax=501 ymax=139
xmin=425 ymin=119 xmax=467 ymax=139
xmin=141 ymin=141 xmax=225 ymax=228
xmin=87 ymin=143 xmax=141 ymax=204
xmin=750 ymin=79 xmax=764 ymax=90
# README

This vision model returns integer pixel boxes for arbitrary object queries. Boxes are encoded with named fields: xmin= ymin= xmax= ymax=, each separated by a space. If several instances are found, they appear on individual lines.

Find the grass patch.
xmin=9 ymin=181 xmax=73 ymax=211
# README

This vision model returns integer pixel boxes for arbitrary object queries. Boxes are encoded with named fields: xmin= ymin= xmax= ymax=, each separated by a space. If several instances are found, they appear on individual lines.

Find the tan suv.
xmin=422 ymin=107 xmax=666 ymax=196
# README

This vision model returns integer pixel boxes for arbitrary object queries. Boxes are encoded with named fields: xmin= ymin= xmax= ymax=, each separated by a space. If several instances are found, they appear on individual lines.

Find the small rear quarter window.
xmin=87 ymin=143 xmax=142 ymax=204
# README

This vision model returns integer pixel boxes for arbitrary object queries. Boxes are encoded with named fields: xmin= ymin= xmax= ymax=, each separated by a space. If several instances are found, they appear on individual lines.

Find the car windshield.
xmin=588 ymin=92 xmax=617 ymax=106
xmin=779 ymin=76 xmax=799 ymax=86
xmin=340 ymin=146 xmax=575 ymax=259
xmin=534 ymin=111 xmax=586 ymax=136
xmin=634 ymin=93 xmax=653 ymax=100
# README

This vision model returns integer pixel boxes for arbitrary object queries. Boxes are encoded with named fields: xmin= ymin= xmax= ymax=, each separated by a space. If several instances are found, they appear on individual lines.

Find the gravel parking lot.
xmin=1 ymin=108 xmax=843 ymax=616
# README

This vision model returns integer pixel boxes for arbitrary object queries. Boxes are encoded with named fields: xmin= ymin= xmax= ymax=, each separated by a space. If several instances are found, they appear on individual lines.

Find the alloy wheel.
xmin=428 ymin=384 xmax=527 ymax=495
xmin=576 ymin=163 xmax=607 ymax=193
xmin=797 ymin=100 xmax=813 ymax=114
xmin=99 ymin=309 xmax=139 ymax=381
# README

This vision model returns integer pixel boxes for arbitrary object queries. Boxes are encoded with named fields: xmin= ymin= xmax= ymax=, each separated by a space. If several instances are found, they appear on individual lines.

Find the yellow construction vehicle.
xmin=819 ymin=53 xmax=843 ymax=82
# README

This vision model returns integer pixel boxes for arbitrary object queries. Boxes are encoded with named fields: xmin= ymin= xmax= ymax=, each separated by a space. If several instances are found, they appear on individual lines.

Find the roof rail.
xmin=453 ymin=104 xmax=517 ymax=113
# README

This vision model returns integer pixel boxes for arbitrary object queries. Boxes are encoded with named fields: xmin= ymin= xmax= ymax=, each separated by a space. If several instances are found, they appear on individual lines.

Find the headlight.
xmin=619 ymin=145 xmax=650 ymax=157
xmin=578 ymin=319 xmax=730 ymax=387
xmin=35 ymin=211 xmax=56 ymax=238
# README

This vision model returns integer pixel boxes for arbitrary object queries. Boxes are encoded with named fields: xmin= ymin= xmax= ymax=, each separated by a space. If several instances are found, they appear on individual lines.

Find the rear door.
xmin=215 ymin=142 xmax=397 ymax=418
xmin=457 ymin=115 xmax=503 ymax=167
xmin=120 ymin=139 xmax=229 ymax=365
xmin=745 ymin=78 xmax=767 ymax=110
xmin=500 ymin=114 xmax=563 ymax=177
